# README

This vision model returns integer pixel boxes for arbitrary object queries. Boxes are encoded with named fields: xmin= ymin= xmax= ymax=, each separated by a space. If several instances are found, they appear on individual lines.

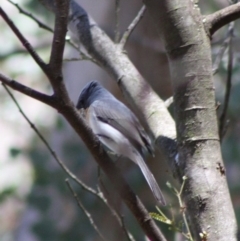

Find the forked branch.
xmin=204 ymin=2 xmax=240 ymax=36
xmin=0 ymin=3 xmax=167 ymax=240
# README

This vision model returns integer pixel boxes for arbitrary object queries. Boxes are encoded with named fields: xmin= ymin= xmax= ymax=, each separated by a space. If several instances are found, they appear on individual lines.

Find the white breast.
xmin=87 ymin=106 xmax=135 ymax=160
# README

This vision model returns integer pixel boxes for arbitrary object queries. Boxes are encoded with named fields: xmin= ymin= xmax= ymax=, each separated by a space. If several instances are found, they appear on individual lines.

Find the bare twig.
xmin=1 ymin=78 xmax=166 ymax=241
xmin=204 ymin=2 xmax=240 ymax=36
xmin=172 ymin=177 xmax=194 ymax=241
xmin=68 ymin=1 xmax=177 ymax=164
xmin=8 ymin=0 xmax=97 ymax=65
xmin=2 ymin=1 xmax=168 ymax=239
xmin=3 ymin=81 xmax=136 ymax=240
xmin=65 ymin=179 xmax=108 ymax=241
xmin=151 ymin=178 xmax=194 ymax=240
xmin=97 ymin=167 xmax=120 ymax=214
xmin=7 ymin=0 xmax=53 ymax=32
xmin=0 ymin=73 xmax=55 ymax=107
xmin=120 ymin=215 xmax=135 ymax=241
xmin=114 ymin=0 xmax=121 ymax=43
xmin=66 ymin=38 xmax=79 ymax=50
xmin=0 ymin=7 xmax=49 ymax=76
xmin=67 ymin=1 xmax=177 ymax=163
xmin=2 ymin=83 xmax=104 ymax=196
xmin=64 ymin=55 xmax=99 ymax=65
xmin=119 ymin=5 xmax=146 ymax=49
xmin=97 ymin=168 xmax=135 ymax=241
xmin=64 ymin=57 xmax=86 ymax=62
xmin=212 ymin=35 xmax=229 ymax=75
xmin=219 ymin=22 xmax=234 ymax=140
xmin=178 ymin=177 xmax=193 ymax=241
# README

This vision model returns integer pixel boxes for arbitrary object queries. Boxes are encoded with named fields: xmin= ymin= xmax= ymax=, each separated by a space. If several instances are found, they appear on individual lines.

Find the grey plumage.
xmin=77 ymin=81 xmax=166 ymax=205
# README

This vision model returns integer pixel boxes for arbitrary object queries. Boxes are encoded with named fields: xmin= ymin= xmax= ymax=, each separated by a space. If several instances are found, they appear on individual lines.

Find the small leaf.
xmin=150 ymin=212 xmax=172 ymax=224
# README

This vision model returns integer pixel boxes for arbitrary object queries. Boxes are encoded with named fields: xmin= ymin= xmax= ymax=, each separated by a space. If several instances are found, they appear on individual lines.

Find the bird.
xmin=76 ymin=81 xmax=166 ymax=205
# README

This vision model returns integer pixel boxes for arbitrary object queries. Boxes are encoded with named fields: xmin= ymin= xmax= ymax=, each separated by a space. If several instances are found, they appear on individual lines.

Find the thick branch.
xmin=0 ymin=73 xmax=56 ymax=107
xmin=0 ymin=4 xmax=69 ymax=100
xmin=144 ymin=0 xmax=237 ymax=240
xmin=67 ymin=0 xmax=177 ymax=165
xmin=49 ymin=0 xmax=69 ymax=76
xmin=204 ymin=2 xmax=240 ymax=36
xmin=3 ymin=1 xmax=170 ymax=239
xmin=1 ymin=73 xmax=166 ymax=240
xmin=3 ymin=82 xmax=134 ymax=240
xmin=1 ymin=8 xmax=167 ymax=239
xmin=46 ymin=0 xmax=71 ymax=99
xmin=58 ymin=102 xmax=167 ymax=241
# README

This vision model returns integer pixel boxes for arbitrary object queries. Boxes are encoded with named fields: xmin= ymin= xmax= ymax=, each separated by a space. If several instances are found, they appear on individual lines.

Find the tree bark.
xmin=2 ymin=0 xmax=238 ymax=240
xmin=144 ymin=0 xmax=237 ymax=240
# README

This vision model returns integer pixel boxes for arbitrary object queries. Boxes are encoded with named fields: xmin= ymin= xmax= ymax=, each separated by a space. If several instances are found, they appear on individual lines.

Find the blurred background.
xmin=0 ymin=0 xmax=239 ymax=240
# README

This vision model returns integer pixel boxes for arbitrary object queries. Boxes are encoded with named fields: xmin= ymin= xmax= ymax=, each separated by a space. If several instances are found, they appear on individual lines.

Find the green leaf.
xmin=150 ymin=212 xmax=172 ymax=224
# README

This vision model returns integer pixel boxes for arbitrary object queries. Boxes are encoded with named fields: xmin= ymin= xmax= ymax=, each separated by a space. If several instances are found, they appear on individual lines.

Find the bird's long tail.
xmin=136 ymin=155 xmax=166 ymax=205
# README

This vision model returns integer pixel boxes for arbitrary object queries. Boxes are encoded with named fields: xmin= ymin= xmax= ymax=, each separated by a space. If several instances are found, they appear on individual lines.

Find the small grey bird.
xmin=76 ymin=81 xmax=166 ymax=205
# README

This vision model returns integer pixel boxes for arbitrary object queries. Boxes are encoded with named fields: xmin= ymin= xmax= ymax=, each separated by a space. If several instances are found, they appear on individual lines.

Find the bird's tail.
xmin=135 ymin=155 xmax=166 ymax=205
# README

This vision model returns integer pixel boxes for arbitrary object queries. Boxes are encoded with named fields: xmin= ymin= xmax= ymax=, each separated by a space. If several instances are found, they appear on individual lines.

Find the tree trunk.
xmin=144 ymin=0 xmax=237 ymax=240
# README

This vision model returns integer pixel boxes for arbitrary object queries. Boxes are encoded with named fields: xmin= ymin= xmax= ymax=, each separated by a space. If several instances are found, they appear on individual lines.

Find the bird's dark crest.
xmin=76 ymin=81 xmax=102 ymax=109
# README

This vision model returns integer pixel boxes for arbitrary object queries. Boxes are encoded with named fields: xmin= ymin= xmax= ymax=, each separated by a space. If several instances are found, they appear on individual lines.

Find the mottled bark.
xmin=144 ymin=0 xmax=237 ymax=240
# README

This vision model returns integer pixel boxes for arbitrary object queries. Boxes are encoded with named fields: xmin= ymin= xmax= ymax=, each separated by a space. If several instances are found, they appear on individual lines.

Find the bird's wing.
xmin=92 ymin=99 xmax=153 ymax=155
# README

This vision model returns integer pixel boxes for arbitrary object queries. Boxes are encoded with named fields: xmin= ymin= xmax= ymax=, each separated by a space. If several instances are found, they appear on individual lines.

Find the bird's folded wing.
xmin=92 ymin=100 xmax=153 ymax=155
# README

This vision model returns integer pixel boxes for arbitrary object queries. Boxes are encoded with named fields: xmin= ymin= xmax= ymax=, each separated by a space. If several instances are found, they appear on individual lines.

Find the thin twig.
xmin=177 ymin=177 xmax=193 ymax=241
xmin=8 ymin=0 xmax=96 ymax=66
xmin=219 ymin=22 xmax=234 ymax=141
xmin=7 ymin=0 xmax=53 ymax=32
xmin=0 ymin=74 xmax=55 ymax=107
xmin=119 ymin=5 xmax=146 ymax=49
xmin=212 ymin=35 xmax=230 ymax=75
xmin=8 ymin=0 xmax=68 ymax=46
xmin=2 ymin=1 xmax=168 ymax=239
xmin=114 ymin=0 xmax=121 ymax=43
xmin=0 ymin=7 xmax=49 ymax=76
xmin=1 ymin=83 xmax=102 ymax=198
xmin=64 ymin=54 xmax=98 ymax=65
xmin=151 ymin=180 xmax=194 ymax=240
xmin=97 ymin=167 xmax=120 ymax=217
xmin=65 ymin=179 xmax=108 ymax=241
xmin=64 ymin=57 xmax=86 ymax=62
xmin=97 ymin=167 xmax=135 ymax=241
xmin=7 ymin=0 xmax=88 ymax=57
xmin=120 ymin=215 xmax=135 ymax=241
xmin=156 ymin=205 xmax=190 ymax=240
xmin=2 ymin=82 xmax=136 ymax=240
